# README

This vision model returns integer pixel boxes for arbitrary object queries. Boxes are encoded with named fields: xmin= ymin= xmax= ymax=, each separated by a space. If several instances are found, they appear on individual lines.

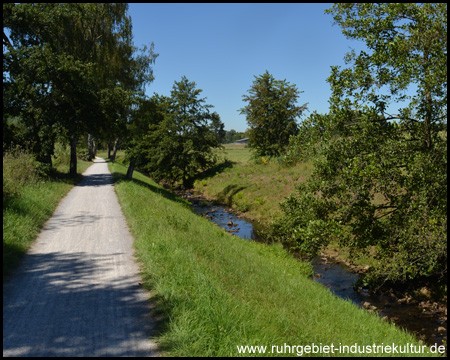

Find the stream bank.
xmin=182 ymin=191 xmax=446 ymax=348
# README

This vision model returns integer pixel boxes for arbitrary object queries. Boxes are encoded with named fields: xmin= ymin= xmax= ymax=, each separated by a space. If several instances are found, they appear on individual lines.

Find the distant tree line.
xmin=223 ymin=129 xmax=247 ymax=144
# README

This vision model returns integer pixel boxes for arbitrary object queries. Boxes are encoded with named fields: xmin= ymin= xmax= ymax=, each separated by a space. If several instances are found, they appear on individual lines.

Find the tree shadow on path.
xmin=3 ymin=251 xmax=159 ymax=357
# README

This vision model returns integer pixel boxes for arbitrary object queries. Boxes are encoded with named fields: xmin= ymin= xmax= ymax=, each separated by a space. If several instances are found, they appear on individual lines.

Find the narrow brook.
xmin=186 ymin=193 xmax=447 ymax=348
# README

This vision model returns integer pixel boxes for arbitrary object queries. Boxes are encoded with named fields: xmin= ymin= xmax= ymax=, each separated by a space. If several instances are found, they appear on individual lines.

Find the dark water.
xmin=186 ymin=193 xmax=447 ymax=348
xmin=191 ymin=200 xmax=257 ymax=240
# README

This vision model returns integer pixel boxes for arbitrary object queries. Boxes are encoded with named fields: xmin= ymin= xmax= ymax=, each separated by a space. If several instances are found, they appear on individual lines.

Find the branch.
xmin=375 ymin=208 xmax=398 ymax=220
xmin=3 ymin=30 xmax=19 ymax=67
xmin=383 ymin=115 xmax=422 ymax=123
xmin=3 ymin=30 xmax=13 ymax=49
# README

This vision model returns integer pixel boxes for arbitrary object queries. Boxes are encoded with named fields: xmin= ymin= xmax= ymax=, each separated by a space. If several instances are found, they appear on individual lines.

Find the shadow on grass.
xmin=45 ymin=167 xmax=86 ymax=186
xmin=110 ymin=170 xmax=192 ymax=209
xmin=3 ymin=192 xmax=60 ymax=280
xmin=189 ymin=160 xmax=235 ymax=184
xmin=3 ymin=242 xmax=27 ymax=281
xmin=109 ymin=160 xmax=236 ymax=208
xmin=216 ymin=184 xmax=248 ymax=206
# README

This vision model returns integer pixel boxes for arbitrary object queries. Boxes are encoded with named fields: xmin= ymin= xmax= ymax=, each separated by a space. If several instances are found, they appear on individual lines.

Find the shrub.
xmin=77 ymin=148 xmax=91 ymax=161
xmin=3 ymin=148 xmax=43 ymax=198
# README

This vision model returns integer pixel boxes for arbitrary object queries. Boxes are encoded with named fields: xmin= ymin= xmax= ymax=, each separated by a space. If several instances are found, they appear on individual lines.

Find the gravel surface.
xmin=3 ymin=158 xmax=158 ymax=357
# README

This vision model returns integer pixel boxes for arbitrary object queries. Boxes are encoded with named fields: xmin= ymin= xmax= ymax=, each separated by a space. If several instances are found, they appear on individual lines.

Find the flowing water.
xmin=186 ymin=193 xmax=447 ymax=348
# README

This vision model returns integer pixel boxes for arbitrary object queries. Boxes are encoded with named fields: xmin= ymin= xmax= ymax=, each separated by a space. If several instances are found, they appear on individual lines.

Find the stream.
xmin=186 ymin=193 xmax=447 ymax=348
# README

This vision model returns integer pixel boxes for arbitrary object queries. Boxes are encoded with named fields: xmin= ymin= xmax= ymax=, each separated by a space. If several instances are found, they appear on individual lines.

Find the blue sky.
xmin=127 ymin=3 xmax=367 ymax=132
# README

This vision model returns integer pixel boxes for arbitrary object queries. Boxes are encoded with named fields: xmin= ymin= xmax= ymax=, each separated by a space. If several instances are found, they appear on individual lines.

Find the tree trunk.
xmin=110 ymin=137 xmax=119 ymax=162
xmin=93 ymin=140 xmax=97 ymax=158
xmin=70 ymin=132 xmax=77 ymax=176
xmin=107 ymin=143 xmax=111 ymax=159
xmin=45 ymin=153 xmax=52 ymax=167
xmin=126 ymin=160 xmax=135 ymax=180
xmin=88 ymin=133 xmax=94 ymax=161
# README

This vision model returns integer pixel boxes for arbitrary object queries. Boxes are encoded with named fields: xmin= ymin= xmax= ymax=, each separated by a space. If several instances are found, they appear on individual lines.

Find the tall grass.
xmin=3 ymin=148 xmax=92 ymax=278
xmin=109 ymin=161 xmax=433 ymax=357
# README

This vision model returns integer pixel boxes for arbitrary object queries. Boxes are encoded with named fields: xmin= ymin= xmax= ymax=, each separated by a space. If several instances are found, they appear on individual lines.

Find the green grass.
xmin=96 ymin=149 xmax=127 ymax=165
xmin=3 ymin=157 xmax=92 ymax=279
xmin=216 ymin=143 xmax=253 ymax=163
xmin=193 ymin=145 xmax=385 ymax=271
xmin=194 ymin=144 xmax=313 ymax=223
xmin=109 ymin=160 xmax=434 ymax=357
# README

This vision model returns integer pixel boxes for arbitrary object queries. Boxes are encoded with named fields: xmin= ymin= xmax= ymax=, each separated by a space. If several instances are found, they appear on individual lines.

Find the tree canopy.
xmin=3 ymin=3 xmax=157 ymax=174
xmin=125 ymin=77 xmax=223 ymax=188
xmin=240 ymin=71 xmax=307 ymax=157
xmin=271 ymin=3 xmax=447 ymax=290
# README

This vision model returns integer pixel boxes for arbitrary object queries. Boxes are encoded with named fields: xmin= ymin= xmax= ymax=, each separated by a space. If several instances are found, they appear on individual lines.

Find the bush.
xmin=77 ymin=148 xmax=91 ymax=161
xmin=3 ymin=148 xmax=43 ymax=198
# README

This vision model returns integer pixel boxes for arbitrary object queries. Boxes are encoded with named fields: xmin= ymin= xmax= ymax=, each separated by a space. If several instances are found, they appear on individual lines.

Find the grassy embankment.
xmin=108 ymin=159 xmax=434 ymax=357
xmin=193 ymin=144 xmax=313 ymax=224
xmin=192 ymin=144 xmax=380 ymax=269
xmin=3 ymin=149 xmax=92 ymax=279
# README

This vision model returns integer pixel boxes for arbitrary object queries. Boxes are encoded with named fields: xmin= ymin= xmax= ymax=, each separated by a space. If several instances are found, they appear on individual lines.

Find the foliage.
xmin=76 ymin=148 xmax=91 ymax=162
xmin=240 ymin=70 xmax=307 ymax=157
xmin=282 ymin=111 xmax=332 ymax=166
xmin=209 ymin=112 xmax=226 ymax=144
xmin=124 ymin=93 xmax=169 ymax=177
xmin=126 ymin=77 xmax=223 ymax=188
xmin=3 ymin=148 xmax=43 ymax=198
xmin=223 ymin=129 xmax=247 ymax=144
xmin=52 ymin=142 xmax=71 ymax=169
xmin=3 ymin=3 xmax=157 ymax=174
xmin=272 ymin=3 xmax=447 ymax=290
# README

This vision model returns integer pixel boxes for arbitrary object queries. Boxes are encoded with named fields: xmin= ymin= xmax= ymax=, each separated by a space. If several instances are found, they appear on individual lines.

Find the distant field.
xmin=219 ymin=143 xmax=252 ymax=163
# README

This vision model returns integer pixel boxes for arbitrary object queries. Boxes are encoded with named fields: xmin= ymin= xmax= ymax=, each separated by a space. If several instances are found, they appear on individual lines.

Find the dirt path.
xmin=3 ymin=158 xmax=158 ymax=357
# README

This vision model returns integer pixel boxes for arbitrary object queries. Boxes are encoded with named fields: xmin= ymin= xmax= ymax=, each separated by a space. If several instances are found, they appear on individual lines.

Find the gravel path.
xmin=3 ymin=158 xmax=158 ymax=357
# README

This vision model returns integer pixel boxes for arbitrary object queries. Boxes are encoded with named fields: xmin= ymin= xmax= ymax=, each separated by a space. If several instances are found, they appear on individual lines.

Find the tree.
xmin=127 ymin=77 xmax=222 ymax=188
xmin=209 ymin=111 xmax=226 ymax=144
xmin=152 ymin=77 xmax=222 ymax=188
xmin=282 ymin=111 xmax=332 ymax=166
xmin=223 ymin=129 xmax=246 ymax=144
xmin=271 ymin=3 xmax=447 ymax=290
xmin=3 ymin=3 xmax=61 ymax=164
xmin=125 ymin=93 xmax=169 ymax=180
xmin=240 ymin=70 xmax=307 ymax=157
xmin=3 ymin=4 xmax=157 ymax=175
